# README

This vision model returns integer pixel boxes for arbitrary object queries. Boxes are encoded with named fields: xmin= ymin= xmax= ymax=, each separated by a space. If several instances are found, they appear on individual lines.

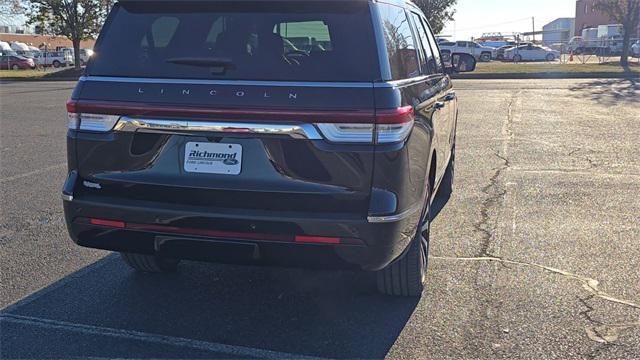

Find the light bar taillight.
xmin=316 ymin=123 xmax=375 ymax=143
xmin=315 ymin=106 xmax=414 ymax=144
xmin=65 ymin=100 xmax=414 ymax=142
xmin=67 ymin=100 xmax=120 ymax=132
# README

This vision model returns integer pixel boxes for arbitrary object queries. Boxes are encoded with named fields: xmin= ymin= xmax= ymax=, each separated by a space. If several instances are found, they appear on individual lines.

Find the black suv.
xmin=63 ymin=0 xmax=475 ymax=296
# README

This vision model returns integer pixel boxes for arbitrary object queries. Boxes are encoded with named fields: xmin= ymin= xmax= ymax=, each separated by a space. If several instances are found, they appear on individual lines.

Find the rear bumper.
xmin=63 ymin=193 xmax=421 ymax=271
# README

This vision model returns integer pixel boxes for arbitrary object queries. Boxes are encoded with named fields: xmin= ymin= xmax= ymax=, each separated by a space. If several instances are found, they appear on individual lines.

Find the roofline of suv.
xmin=115 ymin=0 xmax=421 ymax=11
xmin=78 ymin=75 xmax=439 ymax=89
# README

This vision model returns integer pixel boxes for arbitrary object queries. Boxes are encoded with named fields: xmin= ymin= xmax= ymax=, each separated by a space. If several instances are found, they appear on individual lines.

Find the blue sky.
xmin=441 ymin=0 xmax=577 ymax=40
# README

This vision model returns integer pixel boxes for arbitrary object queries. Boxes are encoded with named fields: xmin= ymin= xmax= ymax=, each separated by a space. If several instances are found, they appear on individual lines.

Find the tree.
xmin=0 ymin=0 xmax=24 ymax=30
xmin=412 ymin=0 xmax=458 ymax=35
xmin=594 ymin=0 xmax=640 ymax=67
xmin=25 ymin=0 xmax=107 ymax=70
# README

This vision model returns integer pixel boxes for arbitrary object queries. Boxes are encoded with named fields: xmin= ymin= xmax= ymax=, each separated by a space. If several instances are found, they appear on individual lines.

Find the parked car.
xmin=566 ymin=35 xmax=623 ymax=55
xmin=632 ymin=40 xmax=640 ymax=57
xmin=504 ymin=44 xmax=560 ymax=62
xmin=495 ymin=43 xmax=532 ymax=60
xmin=35 ymin=51 xmax=72 ymax=67
xmin=80 ymin=48 xmax=95 ymax=65
xmin=440 ymin=40 xmax=496 ymax=62
xmin=0 ymin=55 xmax=35 ymax=70
xmin=14 ymin=50 xmax=38 ymax=61
xmin=63 ymin=0 xmax=476 ymax=297
xmin=0 ymin=50 xmax=18 ymax=57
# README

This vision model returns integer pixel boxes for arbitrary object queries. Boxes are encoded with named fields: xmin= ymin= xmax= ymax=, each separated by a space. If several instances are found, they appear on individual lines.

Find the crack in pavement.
xmin=578 ymin=297 xmax=639 ymax=348
xmin=474 ymin=93 xmax=518 ymax=257
xmin=430 ymin=255 xmax=640 ymax=311
xmin=475 ymin=152 xmax=509 ymax=257
xmin=430 ymin=255 xmax=640 ymax=346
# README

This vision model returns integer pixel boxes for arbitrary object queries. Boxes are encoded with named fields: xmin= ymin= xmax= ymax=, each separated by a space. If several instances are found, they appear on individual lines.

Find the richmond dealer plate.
xmin=184 ymin=142 xmax=242 ymax=175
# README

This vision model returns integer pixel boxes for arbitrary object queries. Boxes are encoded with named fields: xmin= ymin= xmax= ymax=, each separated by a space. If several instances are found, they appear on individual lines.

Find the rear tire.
xmin=513 ymin=54 xmax=522 ymax=62
xmin=52 ymin=60 xmax=61 ymax=68
xmin=11 ymin=64 xmax=19 ymax=70
xmin=120 ymin=252 xmax=179 ymax=273
xmin=376 ymin=194 xmax=430 ymax=297
xmin=546 ymin=53 xmax=556 ymax=61
xmin=480 ymin=53 xmax=491 ymax=62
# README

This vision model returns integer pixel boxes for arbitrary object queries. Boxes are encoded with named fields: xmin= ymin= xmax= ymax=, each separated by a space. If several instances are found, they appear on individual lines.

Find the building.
xmin=0 ymin=33 xmax=95 ymax=50
xmin=0 ymin=9 xmax=32 ymax=34
xmin=575 ymin=0 xmax=640 ymax=38
xmin=542 ymin=18 xmax=575 ymax=45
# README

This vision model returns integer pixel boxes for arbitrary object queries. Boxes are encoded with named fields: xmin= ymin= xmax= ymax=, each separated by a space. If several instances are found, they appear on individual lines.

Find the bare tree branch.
xmin=24 ymin=0 xmax=111 ymax=69
xmin=411 ymin=0 xmax=457 ymax=35
xmin=594 ymin=0 xmax=640 ymax=67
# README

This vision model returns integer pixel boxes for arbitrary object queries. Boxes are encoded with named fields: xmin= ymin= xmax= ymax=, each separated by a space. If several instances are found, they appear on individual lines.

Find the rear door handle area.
xmin=443 ymin=92 xmax=456 ymax=102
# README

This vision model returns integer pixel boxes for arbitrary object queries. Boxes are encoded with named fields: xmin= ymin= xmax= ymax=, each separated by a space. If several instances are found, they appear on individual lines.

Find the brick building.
xmin=575 ymin=0 xmax=640 ymax=37
xmin=0 ymin=33 xmax=95 ymax=50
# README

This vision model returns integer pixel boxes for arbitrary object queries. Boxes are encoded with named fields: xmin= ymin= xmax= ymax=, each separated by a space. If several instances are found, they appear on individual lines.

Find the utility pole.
xmin=532 ymin=17 xmax=536 ymax=42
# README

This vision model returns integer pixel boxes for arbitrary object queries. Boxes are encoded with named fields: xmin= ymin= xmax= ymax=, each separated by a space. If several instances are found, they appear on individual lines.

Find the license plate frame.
xmin=184 ymin=142 xmax=242 ymax=175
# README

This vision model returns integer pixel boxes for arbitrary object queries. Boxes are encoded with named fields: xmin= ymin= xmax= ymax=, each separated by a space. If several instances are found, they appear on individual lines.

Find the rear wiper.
xmin=165 ymin=57 xmax=236 ymax=73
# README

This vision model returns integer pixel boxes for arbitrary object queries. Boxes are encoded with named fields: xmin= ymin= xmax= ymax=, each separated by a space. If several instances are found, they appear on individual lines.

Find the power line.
xmin=454 ymin=17 xmax=533 ymax=32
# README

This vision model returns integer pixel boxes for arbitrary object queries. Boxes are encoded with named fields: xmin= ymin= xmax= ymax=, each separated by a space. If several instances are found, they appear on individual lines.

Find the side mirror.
xmin=451 ymin=53 xmax=477 ymax=73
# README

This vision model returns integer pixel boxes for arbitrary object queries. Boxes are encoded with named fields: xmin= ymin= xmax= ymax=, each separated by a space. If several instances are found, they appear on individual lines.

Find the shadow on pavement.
xmin=1 ymin=255 xmax=419 ymax=359
xmin=568 ymin=78 xmax=639 ymax=106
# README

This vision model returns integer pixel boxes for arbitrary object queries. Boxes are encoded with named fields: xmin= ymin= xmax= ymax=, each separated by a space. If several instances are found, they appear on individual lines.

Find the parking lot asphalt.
xmin=1 ymin=78 xmax=639 ymax=359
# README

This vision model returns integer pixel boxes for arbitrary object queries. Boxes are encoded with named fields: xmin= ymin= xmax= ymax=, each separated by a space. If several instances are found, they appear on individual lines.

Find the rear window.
xmin=89 ymin=1 xmax=379 ymax=82
xmin=377 ymin=3 xmax=420 ymax=80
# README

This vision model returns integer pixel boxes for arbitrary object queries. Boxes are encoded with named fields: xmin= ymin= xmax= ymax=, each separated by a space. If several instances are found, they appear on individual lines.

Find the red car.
xmin=0 ymin=55 xmax=35 ymax=70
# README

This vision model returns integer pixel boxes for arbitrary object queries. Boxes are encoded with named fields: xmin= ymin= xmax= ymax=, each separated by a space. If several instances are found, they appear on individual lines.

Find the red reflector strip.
xmin=295 ymin=236 xmax=341 ymax=245
xmin=89 ymin=218 xmax=125 ymax=229
xmin=126 ymin=223 xmax=291 ymax=242
xmin=83 ymin=218 xmax=348 ymax=245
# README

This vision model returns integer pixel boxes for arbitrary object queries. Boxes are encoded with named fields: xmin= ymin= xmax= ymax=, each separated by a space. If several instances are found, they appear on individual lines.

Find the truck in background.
xmin=439 ymin=41 xmax=497 ymax=62
xmin=567 ymin=25 xmax=626 ymax=55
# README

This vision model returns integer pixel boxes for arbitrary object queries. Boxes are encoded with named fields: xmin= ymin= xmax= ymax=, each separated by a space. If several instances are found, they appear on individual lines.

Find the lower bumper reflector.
xmin=82 ymin=218 xmax=362 ymax=245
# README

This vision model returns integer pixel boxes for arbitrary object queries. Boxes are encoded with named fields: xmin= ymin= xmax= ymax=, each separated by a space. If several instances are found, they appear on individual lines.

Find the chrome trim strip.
xmin=61 ymin=193 xmax=73 ymax=202
xmin=114 ymin=117 xmax=323 ymax=140
xmin=375 ymin=74 xmax=443 ymax=89
xmin=79 ymin=76 xmax=375 ymax=89
xmin=367 ymin=202 xmax=422 ymax=223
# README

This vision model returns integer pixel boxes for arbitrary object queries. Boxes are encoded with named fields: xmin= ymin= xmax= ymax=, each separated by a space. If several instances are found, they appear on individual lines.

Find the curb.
xmin=453 ymin=72 xmax=640 ymax=80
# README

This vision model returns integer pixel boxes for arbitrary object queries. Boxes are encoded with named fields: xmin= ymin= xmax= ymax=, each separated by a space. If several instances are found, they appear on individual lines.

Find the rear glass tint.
xmin=89 ymin=1 xmax=379 ymax=82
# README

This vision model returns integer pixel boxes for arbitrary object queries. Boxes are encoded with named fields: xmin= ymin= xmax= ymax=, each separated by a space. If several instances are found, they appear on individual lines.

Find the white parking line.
xmin=0 ymin=163 xmax=66 ymax=183
xmin=0 ymin=313 xmax=326 ymax=360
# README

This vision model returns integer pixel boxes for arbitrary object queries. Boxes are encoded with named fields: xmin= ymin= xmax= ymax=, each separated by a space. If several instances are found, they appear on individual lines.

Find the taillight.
xmin=375 ymin=106 xmax=415 ymax=144
xmin=316 ymin=123 xmax=375 ymax=143
xmin=66 ymin=100 xmax=120 ymax=132
xmin=315 ymin=106 xmax=414 ymax=144
xmin=64 ymin=100 xmax=414 ymax=142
